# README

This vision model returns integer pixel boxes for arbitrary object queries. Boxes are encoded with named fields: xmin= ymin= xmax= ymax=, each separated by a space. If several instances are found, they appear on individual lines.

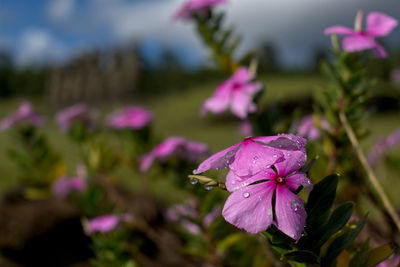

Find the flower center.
xmin=276 ymin=176 xmax=285 ymax=184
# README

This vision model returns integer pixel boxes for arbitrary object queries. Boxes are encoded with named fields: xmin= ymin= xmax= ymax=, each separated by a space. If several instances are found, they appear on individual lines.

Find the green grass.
xmin=0 ymin=73 xmax=399 ymax=204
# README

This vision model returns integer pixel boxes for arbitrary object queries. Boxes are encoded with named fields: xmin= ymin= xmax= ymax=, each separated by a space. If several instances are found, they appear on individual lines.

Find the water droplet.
xmin=267 ymin=208 xmax=272 ymax=215
xmin=291 ymin=199 xmax=301 ymax=212
xmin=273 ymin=154 xmax=278 ymax=158
xmin=193 ymin=170 xmax=199 ymax=174
xmin=204 ymin=185 xmax=213 ymax=191
xmin=258 ymin=195 xmax=262 ymax=201
xmin=189 ymin=178 xmax=198 ymax=185
xmin=243 ymin=192 xmax=250 ymax=198
xmin=231 ymin=180 xmax=236 ymax=185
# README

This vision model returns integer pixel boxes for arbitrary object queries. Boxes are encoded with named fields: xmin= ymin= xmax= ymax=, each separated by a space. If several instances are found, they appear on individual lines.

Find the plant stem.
xmin=339 ymin=111 xmax=400 ymax=231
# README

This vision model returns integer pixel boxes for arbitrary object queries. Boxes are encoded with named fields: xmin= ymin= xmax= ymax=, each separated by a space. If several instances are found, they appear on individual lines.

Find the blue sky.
xmin=1 ymin=0 xmax=400 ymax=68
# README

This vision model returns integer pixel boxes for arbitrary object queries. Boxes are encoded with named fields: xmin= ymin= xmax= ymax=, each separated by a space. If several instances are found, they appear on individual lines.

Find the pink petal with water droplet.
xmin=222 ymin=181 xmax=275 ymax=234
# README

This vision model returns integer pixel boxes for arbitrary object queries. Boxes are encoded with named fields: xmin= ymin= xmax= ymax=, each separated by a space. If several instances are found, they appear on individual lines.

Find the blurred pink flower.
xmin=107 ymin=106 xmax=153 ymax=130
xmin=367 ymin=127 xmax=400 ymax=165
xmin=166 ymin=199 xmax=221 ymax=234
xmin=173 ymin=0 xmax=227 ymax=21
xmin=296 ymin=115 xmax=329 ymax=141
xmin=84 ymin=214 xmax=133 ymax=235
xmin=140 ymin=136 xmax=209 ymax=172
xmin=0 ymin=101 xmax=44 ymax=131
xmin=52 ymin=176 xmax=87 ymax=199
xmin=325 ymin=11 xmax=398 ymax=58
xmin=201 ymin=67 xmax=262 ymax=119
xmin=222 ymin=144 xmax=311 ymax=239
xmin=56 ymin=103 xmax=98 ymax=132
xmin=193 ymin=134 xmax=306 ymax=177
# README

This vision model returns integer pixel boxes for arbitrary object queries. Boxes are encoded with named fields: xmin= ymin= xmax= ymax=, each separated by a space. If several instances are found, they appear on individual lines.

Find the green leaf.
xmin=305 ymin=174 xmax=339 ymax=230
xmin=321 ymin=215 xmax=366 ymax=266
xmin=216 ymin=233 xmax=247 ymax=254
xmin=350 ymin=243 xmax=393 ymax=267
xmin=284 ymin=250 xmax=319 ymax=264
xmin=313 ymin=202 xmax=354 ymax=249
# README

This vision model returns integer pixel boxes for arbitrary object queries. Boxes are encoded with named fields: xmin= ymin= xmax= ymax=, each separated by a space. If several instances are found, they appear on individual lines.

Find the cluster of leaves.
xmin=264 ymin=174 xmax=392 ymax=266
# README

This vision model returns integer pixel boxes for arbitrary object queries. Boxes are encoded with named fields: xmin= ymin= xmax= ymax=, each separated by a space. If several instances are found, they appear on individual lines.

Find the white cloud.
xmin=16 ymin=28 xmax=67 ymax=66
xmin=47 ymin=0 xmax=76 ymax=23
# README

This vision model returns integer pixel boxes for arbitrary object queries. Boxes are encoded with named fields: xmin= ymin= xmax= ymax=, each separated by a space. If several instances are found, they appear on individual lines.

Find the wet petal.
xmin=230 ymin=140 xmax=284 ymax=177
xmin=342 ymin=35 xmax=376 ymax=52
xmin=275 ymin=150 xmax=307 ymax=177
xmin=222 ymin=181 xmax=275 ymax=234
xmin=285 ymin=173 xmax=313 ymax=192
xmin=275 ymin=185 xmax=306 ymax=241
xmin=324 ymin=26 xmax=355 ymax=35
xmin=225 ymin=170 xmax=275 ymax=192
xmin=193 ymin=143 xmax=241 ymax=174
xmin=366 ymin=12 xmax=398 ymax=37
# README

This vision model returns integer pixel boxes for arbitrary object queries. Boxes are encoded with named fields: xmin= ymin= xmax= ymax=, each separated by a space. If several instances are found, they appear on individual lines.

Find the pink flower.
xmin=325 ymin=11 xmax=398 ymax=58
xmin=0 ymin=101 xmax=44 ymax=131
xmin=296 ymin=115 xmax=329 ymax=141
xmin=166 ymin=199 xmax=221 ymax=234
xmin=173 ymin=0 xmax=227 ymax=21
xmin=52 ymin=176 xmax=87 ymax=199
xmin=193 ymin=134 xmax=306 ymax=177
xmin=140 ymin=136 xmax=209 ymax=172
xmin=367 ymin=127 xmax=400 ymax=165
xmin=84 ymin=214 xmax=133 ymax=235
xmin=107 ymin=106 xmax=153 ymax=130
xmin=201 ymin=67 xmax=262 ymax=119
xmin=56 ymin=103 xmax=98 ymax=132
xmin=222 ymin=150 xmax=311 ymax=239
xmin=376 ymin=255 xmax=400 ymax=267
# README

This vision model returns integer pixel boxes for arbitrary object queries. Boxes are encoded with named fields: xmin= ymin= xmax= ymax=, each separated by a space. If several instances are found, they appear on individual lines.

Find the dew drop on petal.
xmin=189 ymin=178 xmax=198 ymax=185
xmin=243 ymin=192 xmax=250 ymax=198
xmin=204 ymin=185 xmax=213 ymax=191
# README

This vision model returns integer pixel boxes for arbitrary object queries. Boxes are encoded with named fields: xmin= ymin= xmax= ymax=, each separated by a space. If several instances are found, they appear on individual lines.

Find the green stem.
xmin=339 ymin=110 xmax=400 ymax=231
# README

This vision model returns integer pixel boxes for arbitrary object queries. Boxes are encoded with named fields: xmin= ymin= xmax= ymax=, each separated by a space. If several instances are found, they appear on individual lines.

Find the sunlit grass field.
xmin=0 ymin=73 xmax=399 ymax=205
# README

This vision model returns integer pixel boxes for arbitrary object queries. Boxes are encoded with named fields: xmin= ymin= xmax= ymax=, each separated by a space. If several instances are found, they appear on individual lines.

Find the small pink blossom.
xmin=0 ymin=101 xmax=44 ymax=131
xmin=56 ymin=103 xmax=98 ymax=132
xmin=52 ymin=176 xmax=87 ymax=199
xmin=325 ymin=11 xmax=398 ymax=58
xmin=166 ymin=199 xmax=221 ymax=234
xmin=173 ymin=0 xmax=227 ymax=21
xmin=193 ymin=134 xmax=306 ymax=177
xmin=84 ymin=214 xmax=133 ymax=235
xmin=367 ymin=127 xmax=400 ymax=165
xmin=376 ymin=255 xmax=400 ymax=267
xmin=296 ymin=115 xmax=329 ymax=141
xmin=201 ymin=67 xmax=262 ymax=119
xmin=107 ymin=106 xmax=153 ymax=130
xmin=140 ymin=136 xmax=209 ymax=172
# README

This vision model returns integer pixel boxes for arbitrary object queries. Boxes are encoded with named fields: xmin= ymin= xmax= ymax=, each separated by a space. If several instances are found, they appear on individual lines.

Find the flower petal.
xmin=342 ymin=35 xmax=376 ymax=52
xmin=275 ymin=185 xmax=306 ymax=241
xmin=275 ymin=150 xmax=307 ymax=177
xmin=229 ymin=140 xmax=283 ymax=177
xmin=230 ymin=90 xmax=255 ymax=119
xmin=324 ymin=26 xmax=355 ymax=35
xmin=285 ymin=173 xmax=313 ymax=192
xmin=366 ymin=12 xmax=398 ymax=37
xmin=222 ymin=181 xmax=275 ymax=234
xmin=225 ymin=169 xmax=275 ymax=192
xmin=231 ymin=67 xmax=254 ymax=84
xmin=193 ymin=143 xmax=241 ymax=174
xmin=373 ymin=41 xmax=388 ymax=58
xmin=201 ymin=81 xmax=231 ymax=116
